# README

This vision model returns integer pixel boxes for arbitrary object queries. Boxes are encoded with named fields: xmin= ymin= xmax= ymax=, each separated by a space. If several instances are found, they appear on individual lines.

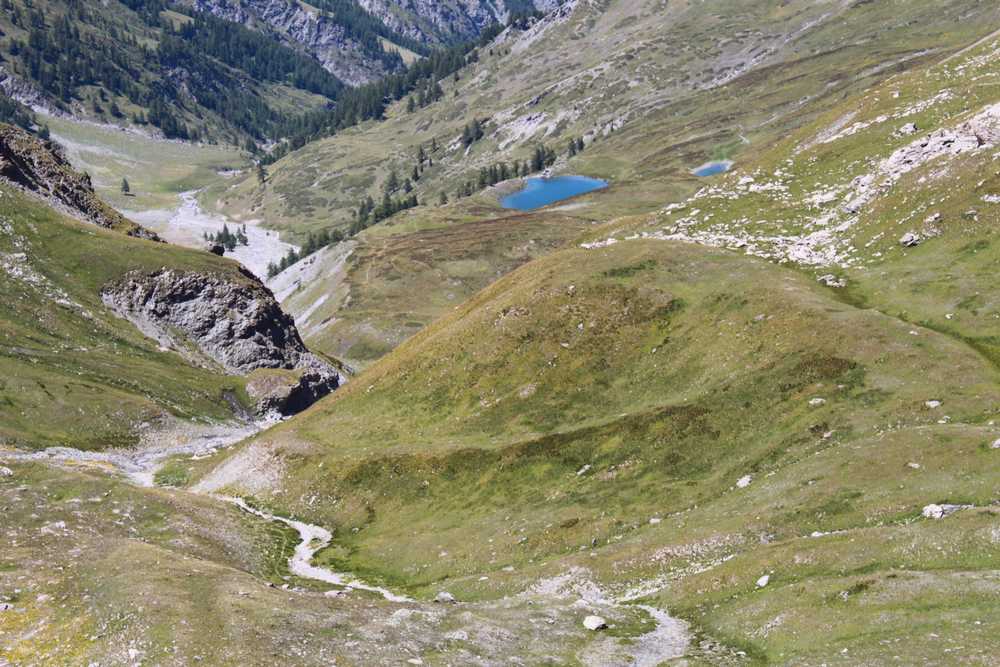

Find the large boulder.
xmin=102 ymin=267 xmax=346 ymax=417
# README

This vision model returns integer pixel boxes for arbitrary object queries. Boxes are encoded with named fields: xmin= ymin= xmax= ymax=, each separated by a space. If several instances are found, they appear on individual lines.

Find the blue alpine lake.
xmin=692 ymin=161 xmax=733 ymax=177
xmin=500 ymin=175 xmax=608 ymax=211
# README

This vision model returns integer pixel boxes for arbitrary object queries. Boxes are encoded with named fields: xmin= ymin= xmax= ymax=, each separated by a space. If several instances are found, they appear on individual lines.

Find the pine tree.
xmin=120 ymin=177 xmax=130 ymax=195
xmin=438 ymin=191 xmax=448 ymax=205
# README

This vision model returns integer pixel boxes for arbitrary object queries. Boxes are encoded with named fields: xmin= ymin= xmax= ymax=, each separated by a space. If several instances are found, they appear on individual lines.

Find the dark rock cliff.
xmin=101 ymin=267 xmax=347 ymax=417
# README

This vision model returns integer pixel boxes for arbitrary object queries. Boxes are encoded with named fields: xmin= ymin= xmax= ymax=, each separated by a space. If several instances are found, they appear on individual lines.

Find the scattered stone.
xmin=922 ymin=504 xmax=945 ymax=519
xmin=736 ymin=475 xmax=752 ymax=489
xmin=576 ymin=464 xmax=592 ymax=476
xmin=756 ymin=575 xmax=770 ymax=588
xmin=907 ymin=462 xmax=921 ymax=470
xmin=434 ymin=591 xmax=456 ymax=604
xmin=649 ymin=517 xmax=662 ymax=525
xmin=0 ymin=466 xmax=12 ymax=477
xmin=406 ymin=659 xmax=424 ymax=665
xmin=583 ymin=615 xmax=608 ymax=631
xmin=808 ymin=397 xmax=826 ymax=407
xmin=991 ymin=438 xmax=1000 ymax=450
xmin=0 ymin=603 xmax=12 ymax=612
xmin=922 ymin=503 xmax=969 ymax=519
xmin=818 ymin=274 xmax=846 ymax=288
xmin=899 ymin=232 xmax=922 ymax=247
xmin=925 ymin=400 xmax=942 ymax=409
xmin=898 ymin=122 xmax=918 ymax=136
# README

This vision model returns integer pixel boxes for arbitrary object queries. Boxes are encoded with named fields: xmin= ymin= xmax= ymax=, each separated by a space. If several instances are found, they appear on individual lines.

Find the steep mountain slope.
xmin=359 ymin=0 xmax=546 ymax=44
xmin=0 ymin=0 xmax=412 ymax=141
xmin=183 ymin=0 xmax=419 ymax=85
xmin=194 ymin=31 xmax=1000 ymax=664
xmin=215 ymin=0 xmax=1000 ymax=370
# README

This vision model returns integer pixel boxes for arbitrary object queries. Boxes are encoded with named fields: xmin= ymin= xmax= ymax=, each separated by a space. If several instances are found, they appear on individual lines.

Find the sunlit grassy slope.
xmin=198 ymin=30 xmax=1000 ymax=663
xmin=0 ymin=183 xmax=254 ymax=450
xmin=44 ymin=114 xmax=248 ymax=214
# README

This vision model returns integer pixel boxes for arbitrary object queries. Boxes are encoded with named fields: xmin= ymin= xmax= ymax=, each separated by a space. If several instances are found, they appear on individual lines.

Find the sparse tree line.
xmin=349 ymin=168 xmax=419 ymax=236
xmin=203 ymin=224 xmax=248 ymax=252
xmin=267 ymin=227 xmax=347 ymax=279
xmin=262 ymin=128 xmax=584 ymax=277
xmin=406 ymin=80 xmax=444 ymax=112
xmin=450 ymin=138 xmax=584 ymax=201
xmin=261 ymin=18 xmax=514 ymax=162
xmin=461 ymin=119 xmax=485 ymax=148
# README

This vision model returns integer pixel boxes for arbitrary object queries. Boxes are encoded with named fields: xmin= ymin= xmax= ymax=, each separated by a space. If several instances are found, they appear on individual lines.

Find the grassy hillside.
xmin=200 ymin=237 xmax=1000 ymax=663
xmin=0 ymin=182 xmax=255 ymax=449
xmin=213 ymin=0 xmax=1000 ymax=372
xmin=194 ymin=30 xmax=1000 ymax=663
xmin=223 ymin=0 xmax=999 ymax=233
xmin=43 ymin=113 xmax=247 ymax=213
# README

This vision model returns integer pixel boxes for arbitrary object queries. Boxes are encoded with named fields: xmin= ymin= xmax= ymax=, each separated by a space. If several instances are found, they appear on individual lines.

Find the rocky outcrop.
xmin=358 ymin=0 xmax=553 ymax=44
xmin=0 ymin=123 xmax=156 ymax=239
xmin=101 ymin=267 xmax=345 ymax=417
xmin=188 ymin=0 xmax=393 ymax=85
xmin=842 ymin=102 xmax=1000 ymax=216
xmin=0 ymin=66 xmax=53 ymax=113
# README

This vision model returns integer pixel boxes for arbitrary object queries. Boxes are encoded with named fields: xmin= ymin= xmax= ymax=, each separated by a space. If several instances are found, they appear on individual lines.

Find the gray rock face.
xmin=0 ymin=65 xmax=52 ymax=112
xmin=101 ymin=267 xmax=345 ymax=416
xmin=190 ymin=0 xmax=393 ymax=85
xmin=358 ymin=0 xmax=552 ymax=44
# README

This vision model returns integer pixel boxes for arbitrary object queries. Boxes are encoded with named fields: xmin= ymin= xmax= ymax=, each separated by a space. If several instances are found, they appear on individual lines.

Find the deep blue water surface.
xmin=501 ymin=176 xmax=608 ymax=211
xmin=692 ymin=161 xmax=733 ymax=177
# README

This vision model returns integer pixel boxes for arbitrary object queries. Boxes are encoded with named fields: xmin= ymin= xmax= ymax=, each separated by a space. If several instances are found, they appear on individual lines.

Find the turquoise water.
xmin=501 ymin=175 xmax=608 ymax=211
xmin=692 ymin=161 xmax=733 ymax=177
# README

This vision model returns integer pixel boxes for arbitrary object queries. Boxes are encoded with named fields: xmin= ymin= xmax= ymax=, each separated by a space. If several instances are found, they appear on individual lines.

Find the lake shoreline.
xmin=501 ymin=175 xmax=609 ymax=211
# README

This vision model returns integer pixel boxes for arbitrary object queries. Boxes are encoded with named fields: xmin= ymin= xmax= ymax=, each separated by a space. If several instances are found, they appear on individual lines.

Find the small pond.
xmin=501 ymin=175 xmax=608 ymax=211
xmin=692 ymin=161 xmax=733 ymax=177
